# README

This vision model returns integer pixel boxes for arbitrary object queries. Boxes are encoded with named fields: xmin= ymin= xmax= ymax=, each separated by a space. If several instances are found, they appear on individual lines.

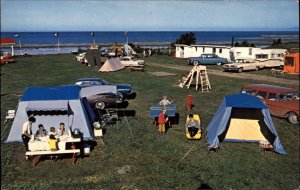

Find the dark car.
xmin=187 ymin=53 xmax=228 ymax=66
xmin=85 ymin=92 xmax=123 ymax=109
xmin=75 ymin=78 xmax=133 ymax=99
xmin=240 ymin=84 xmax=299 ymax=124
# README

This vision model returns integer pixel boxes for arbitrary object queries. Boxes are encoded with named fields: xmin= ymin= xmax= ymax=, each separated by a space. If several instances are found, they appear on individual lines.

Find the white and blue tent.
xmin=5 ymin=85 xmax=95 ymax=143
xmin=206 ymin=93 xmax=286 ymax=155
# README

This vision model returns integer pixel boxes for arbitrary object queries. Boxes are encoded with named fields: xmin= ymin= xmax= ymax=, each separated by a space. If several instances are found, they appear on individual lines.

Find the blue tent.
xmin=206 ymin=93 xmax=286 ymax=155
xmin=6 ymin=85 xmax=95 ymax=142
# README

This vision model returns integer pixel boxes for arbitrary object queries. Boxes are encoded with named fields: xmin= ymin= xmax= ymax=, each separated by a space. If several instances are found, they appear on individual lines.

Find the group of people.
xmin=22 ymin=116 xmax=66 ymax=151
xmin=157 ymin=95 xmax=198 ymax=136
xmin=143 ymin=49 xmax=152 ymax=58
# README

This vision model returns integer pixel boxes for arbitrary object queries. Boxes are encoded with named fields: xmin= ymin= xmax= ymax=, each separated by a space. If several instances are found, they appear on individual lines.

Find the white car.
xmin=119 ymin=56 xmax=145 ymax=67
xmin=223 ymin=58 xmax=265 ymax=73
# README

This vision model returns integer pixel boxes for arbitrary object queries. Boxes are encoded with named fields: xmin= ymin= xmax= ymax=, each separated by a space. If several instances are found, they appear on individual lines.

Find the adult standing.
xmin=143 ymin=50 xmax=146 ymax=58
xmin=22 ymin=116 xmax=36 ymax=151
xmin=148 ymin=49 xmax=152 ymax=57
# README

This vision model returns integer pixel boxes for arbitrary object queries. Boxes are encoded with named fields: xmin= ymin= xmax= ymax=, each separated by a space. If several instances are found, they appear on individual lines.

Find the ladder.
xmin=199 ymin=69 xmax=211 ymax=92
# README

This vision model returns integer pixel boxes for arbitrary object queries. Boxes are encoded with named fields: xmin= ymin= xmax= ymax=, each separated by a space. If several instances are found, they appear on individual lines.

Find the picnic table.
xmin=26 ymin=135 xmax=81 ymax=166
xmin=149 ymin=104 xmax=177 ymax=128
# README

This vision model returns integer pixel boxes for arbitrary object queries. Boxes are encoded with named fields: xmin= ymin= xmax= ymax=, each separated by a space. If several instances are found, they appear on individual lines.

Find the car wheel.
xmin=216 ymin=62 xmax=222 ymax=66
xmin=193 ymin=61 xmax=199 ymax=66
xmin=287 ymin=112 xmax=299 ymax=125
xmin=238 ymin=68 xmax=243 ymax=73
xmin=95 ymin=101 xmax=106 ymax=109
xmin=255 ymin=67 xmax=259 ymax=71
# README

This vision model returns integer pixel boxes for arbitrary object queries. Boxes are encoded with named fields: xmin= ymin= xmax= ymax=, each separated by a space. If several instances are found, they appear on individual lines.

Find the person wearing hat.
xmin=22 ymin=116 xmax=36 ymax=151
xmin=158 ymin=109 xmax=168 ymax=135
xmin=159 ymin=96 xmax=172 ymax=107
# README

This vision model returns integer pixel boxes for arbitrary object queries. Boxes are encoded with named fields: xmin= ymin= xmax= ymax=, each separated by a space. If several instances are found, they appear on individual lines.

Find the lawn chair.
xmin=5 ymin=110 xmax=15 ymax=123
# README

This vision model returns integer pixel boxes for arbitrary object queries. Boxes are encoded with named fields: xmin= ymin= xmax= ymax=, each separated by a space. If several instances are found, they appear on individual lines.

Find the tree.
xmin=172 ymin=32 xmax=197 ymax=46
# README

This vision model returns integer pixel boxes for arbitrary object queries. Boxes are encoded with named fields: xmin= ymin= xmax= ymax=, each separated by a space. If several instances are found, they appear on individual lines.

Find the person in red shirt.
xmin=186 ymin=94 xmax=193 ymax=111
xmin=158 ymin=110 xmax=168 ymax=135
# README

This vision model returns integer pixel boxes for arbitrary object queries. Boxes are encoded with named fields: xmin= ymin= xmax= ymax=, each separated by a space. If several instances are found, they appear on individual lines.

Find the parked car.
xmin=119 ymin=56 xmax=145 ymax=67
xmin=258 ymin=59 xmax=284 ymax=69
xmin=85 ymin=92 xmax=123 ymax=109
xmin=240 ymin=84 xmax=299 ymax=124
xmin=75 ymin=78 xmax=133 ymax=99
xmin=1 ymin=52 xmax=14 ymax=65
xmin=187 ymin=53 xmax=228 ymax=66
xmin=223 ymin=58 xmax=265 ymax=72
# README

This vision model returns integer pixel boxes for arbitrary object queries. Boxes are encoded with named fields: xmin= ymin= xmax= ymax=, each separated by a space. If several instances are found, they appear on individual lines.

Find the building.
xmin=174 ymin=44 xmax=231 ymax=61
xmin=174 ymin=44 xmax=287 ymax=62
xmin=230 ymin=47 xmax=287 ymax=62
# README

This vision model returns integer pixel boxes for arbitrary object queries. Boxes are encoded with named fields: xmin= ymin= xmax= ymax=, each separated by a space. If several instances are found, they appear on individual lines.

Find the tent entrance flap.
xmin=224 ymin=118 xmax=267 ymax=142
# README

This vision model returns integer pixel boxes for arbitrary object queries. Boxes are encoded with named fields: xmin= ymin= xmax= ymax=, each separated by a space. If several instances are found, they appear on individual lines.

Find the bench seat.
xmin=26 ymin=149 xmax=80 ymax=156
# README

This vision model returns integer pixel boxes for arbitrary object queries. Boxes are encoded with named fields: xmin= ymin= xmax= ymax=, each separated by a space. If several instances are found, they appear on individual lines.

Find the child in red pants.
xmin=186 ymin=94 xmax=193 ymax=111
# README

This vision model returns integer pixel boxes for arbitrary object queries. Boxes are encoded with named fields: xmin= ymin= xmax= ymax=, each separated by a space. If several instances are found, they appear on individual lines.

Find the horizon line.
xmin=1 ymin=29 xmax=299 ymax=33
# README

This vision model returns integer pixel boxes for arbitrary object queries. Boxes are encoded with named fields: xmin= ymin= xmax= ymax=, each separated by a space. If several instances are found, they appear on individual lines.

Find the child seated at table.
xmin=35 ymin=124 xmax=48 ymax=137
xmin=48 ymin=127 xmax=57 ymax=136
xmin=57 ymin=123 xmax=65 ymax=136
xmin=48 ymin=134 xmax=57 ymax=151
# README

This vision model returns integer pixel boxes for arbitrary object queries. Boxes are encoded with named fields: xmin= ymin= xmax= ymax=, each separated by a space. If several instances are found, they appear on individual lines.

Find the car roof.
xmin=75 ymin=78 xmax=103 ymax=82
xmin=241 ymin=84 xmax=297 ymax=93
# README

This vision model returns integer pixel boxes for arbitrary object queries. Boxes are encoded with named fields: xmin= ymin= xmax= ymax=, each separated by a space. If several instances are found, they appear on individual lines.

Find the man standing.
xmin=22 ymin=116 xmax=36 ymax=151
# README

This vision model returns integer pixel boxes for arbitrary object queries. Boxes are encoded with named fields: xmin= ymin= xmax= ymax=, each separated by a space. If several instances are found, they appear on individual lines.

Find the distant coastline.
xmin=5 ymin=41 xmax=285 ymax=49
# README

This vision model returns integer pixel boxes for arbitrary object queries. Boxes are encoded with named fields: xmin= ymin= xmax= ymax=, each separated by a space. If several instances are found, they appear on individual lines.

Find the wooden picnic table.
xmin=26 ymin=136 xmax=81 ymax=166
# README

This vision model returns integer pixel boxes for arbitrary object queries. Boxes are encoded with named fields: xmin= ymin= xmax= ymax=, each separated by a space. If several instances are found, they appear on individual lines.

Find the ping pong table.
xmin=149 ymin=104 xmax=177 ymax=128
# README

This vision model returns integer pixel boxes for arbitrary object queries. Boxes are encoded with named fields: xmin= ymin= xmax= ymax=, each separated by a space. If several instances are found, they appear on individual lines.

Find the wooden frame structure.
xmin=179 ymin=65 xmax=211 ymax=92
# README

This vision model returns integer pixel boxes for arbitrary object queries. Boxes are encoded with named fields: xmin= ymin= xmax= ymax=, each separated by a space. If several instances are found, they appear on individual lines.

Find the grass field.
xmin=1 ymin=54 xmax=299 ymax=190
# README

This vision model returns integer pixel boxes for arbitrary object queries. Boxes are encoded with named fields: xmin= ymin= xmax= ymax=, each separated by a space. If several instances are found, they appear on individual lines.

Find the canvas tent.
xmin=206 ymin=93 xmax=286 ymax=155
xmin=98 ymin=58 xmax=125 ymax=72
xmin=5 ymin=85 xmax=95 ymax=143
xmin=284 ymin=53 xmax=299 ymax=74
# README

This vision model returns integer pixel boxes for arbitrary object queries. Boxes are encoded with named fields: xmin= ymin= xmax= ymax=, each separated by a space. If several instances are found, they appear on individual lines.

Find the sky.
xmin=1 ymin=0 xmax=299 ymax=32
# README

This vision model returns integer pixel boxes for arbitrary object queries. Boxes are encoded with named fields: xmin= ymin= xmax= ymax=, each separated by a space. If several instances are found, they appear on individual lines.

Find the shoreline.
xmin=2 ymin=41 xmax=294 ymax=49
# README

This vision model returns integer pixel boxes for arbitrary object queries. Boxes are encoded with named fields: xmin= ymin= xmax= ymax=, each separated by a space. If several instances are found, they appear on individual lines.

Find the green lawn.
xmin=1 ymin=54 xmax=299 ymax=190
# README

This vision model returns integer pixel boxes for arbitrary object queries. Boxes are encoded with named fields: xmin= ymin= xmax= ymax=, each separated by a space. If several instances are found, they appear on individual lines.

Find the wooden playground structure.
xmin=179 ymin=65 xmax=211 ymax=92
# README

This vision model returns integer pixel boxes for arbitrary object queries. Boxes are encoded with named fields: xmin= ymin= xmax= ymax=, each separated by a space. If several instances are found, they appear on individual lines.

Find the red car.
xmin=0 ymin=53 xmax=14 ymax=65
xmin=240 ymin=84 xmax=299 ymax=124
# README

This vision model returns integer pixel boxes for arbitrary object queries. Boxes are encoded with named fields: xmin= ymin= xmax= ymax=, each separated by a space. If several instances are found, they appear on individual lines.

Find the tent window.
xmin=256 ymin=91 xmax=267 ymax=99
xmin=27 ymin=110 xmax=68 ymax=116
xmin=213 ymin=48 xmax=216 ymax=53
xmin=284 ymin=57 xmax=294 ymax=66
xmin=203 ymin=47 xmax=205 ymax=52
xmin=219 ymin=49 xmax=223 ymax=53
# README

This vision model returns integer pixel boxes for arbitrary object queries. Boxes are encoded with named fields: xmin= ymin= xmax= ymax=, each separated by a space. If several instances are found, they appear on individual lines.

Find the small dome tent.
xmin=206 ymin=93 xmax=286 ymax=155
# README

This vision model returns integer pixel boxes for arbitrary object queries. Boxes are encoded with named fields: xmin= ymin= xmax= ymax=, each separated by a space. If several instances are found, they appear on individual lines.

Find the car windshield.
xmin=100 ymin=79 xmax=109 ymax=85
xmin=131 ymin=57 xmax=137 ymax=61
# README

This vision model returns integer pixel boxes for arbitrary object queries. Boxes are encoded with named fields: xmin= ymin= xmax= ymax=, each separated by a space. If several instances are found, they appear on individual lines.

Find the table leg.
xmin=153 ymin=120 xmax=157 ymax=128
xmin=32 ymin=156 xmax=40 ymax=166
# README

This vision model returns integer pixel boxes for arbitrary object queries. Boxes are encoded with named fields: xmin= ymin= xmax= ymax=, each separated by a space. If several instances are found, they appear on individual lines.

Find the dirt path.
xmin=151 ymin=63 xmax=299 ymax=87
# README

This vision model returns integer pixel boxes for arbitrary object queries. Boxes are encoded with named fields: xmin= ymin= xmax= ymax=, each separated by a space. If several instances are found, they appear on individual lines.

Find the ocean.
xmin=1 ymin=31 xmax=298 ymax=55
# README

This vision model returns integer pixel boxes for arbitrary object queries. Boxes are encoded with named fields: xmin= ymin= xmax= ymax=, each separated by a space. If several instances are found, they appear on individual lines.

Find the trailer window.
xmin=285 ymin=57 xmax=294 ymax=66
